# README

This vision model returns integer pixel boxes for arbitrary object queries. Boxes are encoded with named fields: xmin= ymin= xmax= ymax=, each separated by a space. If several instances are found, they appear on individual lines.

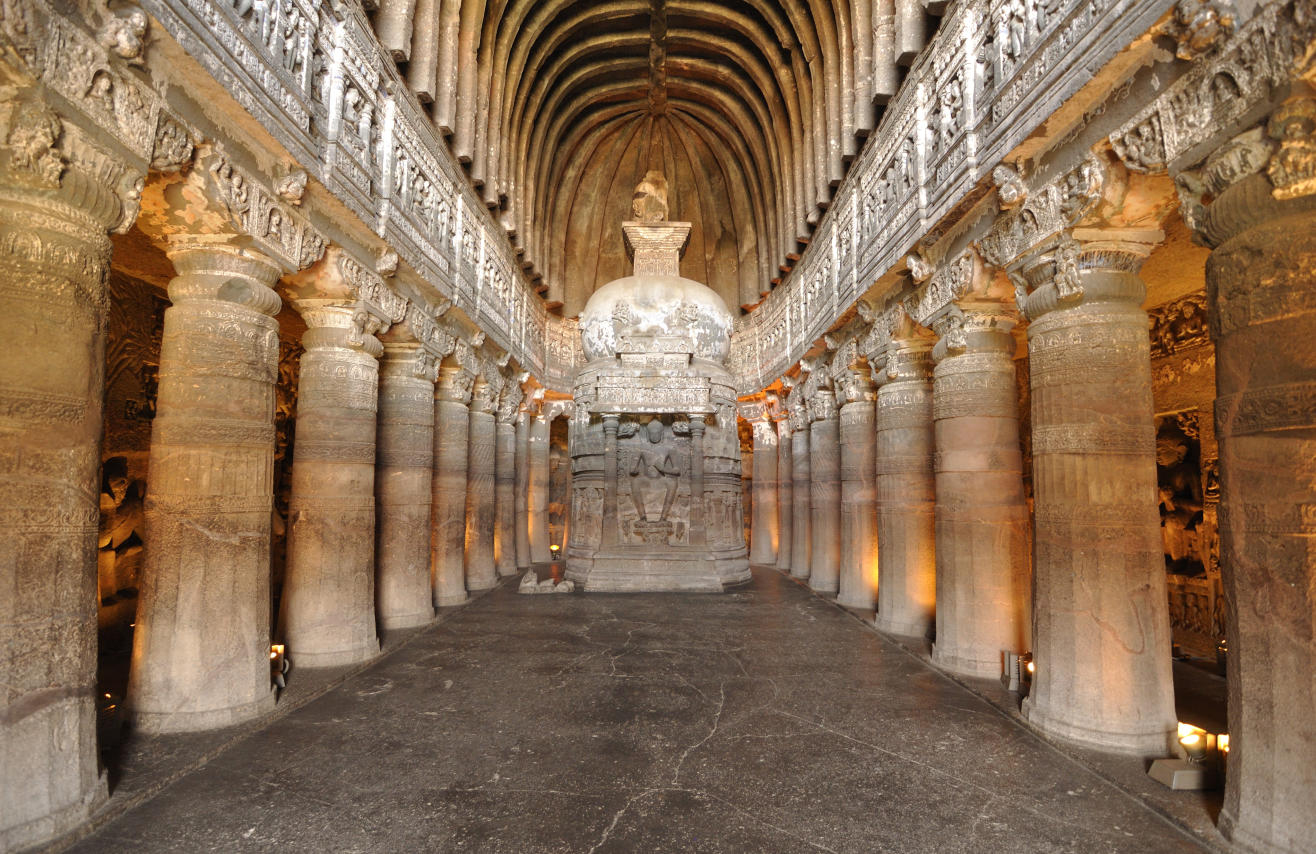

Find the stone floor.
xmin=68 ymin=568 xmax=1215 ymax=854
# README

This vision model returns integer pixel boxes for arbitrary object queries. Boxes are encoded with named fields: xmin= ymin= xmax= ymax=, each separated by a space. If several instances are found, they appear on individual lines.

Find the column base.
xmin=466 ymin=580 xmax=498 ymax=592
xmin=289 ymin=639 xmax=381 ymax=670
xmin=790 ymin=567 xmax=810 ymax=580
xmin=496 ymin=565 xmax=519 ymax=578
xmin=1 ymin=771 xmax=106 ymax=854
xmin=379 ymin=609 xmax=436 ymax=631
xmin=809 ymin=580 xmax=838 ymax=595
xmin=931 ymin=645 xmax=1003 ymax=680
xmin=1021 ymin=696 xmax=1175 ymax=758
xmin=836 ymin=593 xmax=875 ymax=612
xmin=131 ymin=689 xmax=276 ymax=735
xmin=436 ymin=593 xmax=470 ymax=607
xmin=874 ymin=614 xmax=933 ymax=640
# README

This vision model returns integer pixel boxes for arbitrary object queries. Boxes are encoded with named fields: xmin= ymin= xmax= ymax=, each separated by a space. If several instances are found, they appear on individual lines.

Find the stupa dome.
xmin=578 ymin=272 xmax=733 ymax=363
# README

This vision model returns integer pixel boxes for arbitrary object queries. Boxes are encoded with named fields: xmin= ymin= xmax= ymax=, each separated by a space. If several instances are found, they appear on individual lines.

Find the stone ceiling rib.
xmin=371 ymin=0 xmax=913 ymax=312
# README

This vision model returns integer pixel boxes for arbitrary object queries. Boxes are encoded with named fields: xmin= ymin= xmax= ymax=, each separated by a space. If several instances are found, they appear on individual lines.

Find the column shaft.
xmin=809 ymin=393 xmax=841 ymax=594
xmin=0 ymin=176 xmax=112 ymax=848
xmin=602 ymin=414 xmax=619 ymax=547
xmin=528 ymin=414 xmax=551 ymax=563
xmin=131 ymin=242 xmax=280 ymax=732
xmin=432 ymin=367 xmax=471 ymax=606
xmin=280 ymin=310 xmax=381 ymax=667
xmin=873 ymin=348 xmax=937 ymax=638
xmin=1022 ymin=251 xmax=1175 ymax=757
xmin=514 ymin=411 xmax=530 ymax=567
xmin=1205 ymin=173 xmax=1316 ymax=854
xmin=837 ymin=398 xmax=878 ymax=612
xmin=464 ymin=383 xmax=497 ymax=591
xmin=494 ymin=417 xmax=517 ymax=577
xmin=375 ymin=344 xmax=436 ymax=630
xmin=791 ymin=419 xmax=812 ymax=578
xmin=689 ymin=416 xmax=707 ymax=547
xmin=775 ymin=422 xmax=793 ymax=572
xmin=931 ymin=325 xmax=1030 ymax=678
xmin=749 ymin=418 xmax=779 ymax=564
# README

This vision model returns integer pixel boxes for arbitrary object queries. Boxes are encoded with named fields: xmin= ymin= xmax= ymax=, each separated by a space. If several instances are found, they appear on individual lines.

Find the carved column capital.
xmin=469 ymin=378 xmax=498 ymax=415
xmin=928 ymin=303 xmax=1019 ymax=362
xmin=436 ymin=364 xmax=475 ymax=405
xmin=1010 ymin=227 xmax=1163 ymax=321
xmin=808 ymin=389 xmax=838 ymax=422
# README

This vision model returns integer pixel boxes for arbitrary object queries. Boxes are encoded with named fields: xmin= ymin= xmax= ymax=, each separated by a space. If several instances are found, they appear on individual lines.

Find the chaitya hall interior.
xmin=1 ymin=0 xmax=1314 ymax=850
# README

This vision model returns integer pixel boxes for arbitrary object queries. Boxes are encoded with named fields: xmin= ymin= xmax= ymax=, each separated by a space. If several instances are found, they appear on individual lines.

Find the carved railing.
xmin=140 ymin=0 xmax=582 ymax=389
xmin=729 ymin=0 xmax=1177 ymax=394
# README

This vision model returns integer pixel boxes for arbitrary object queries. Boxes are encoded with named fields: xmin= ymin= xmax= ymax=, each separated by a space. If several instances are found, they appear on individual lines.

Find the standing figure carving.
xmin=630 ymin=419 xmax=679 ymax=522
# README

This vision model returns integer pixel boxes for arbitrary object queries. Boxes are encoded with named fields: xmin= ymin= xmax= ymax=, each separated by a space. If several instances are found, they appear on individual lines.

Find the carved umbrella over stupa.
xmin=566 ymin=173 xmax=750 ymax=592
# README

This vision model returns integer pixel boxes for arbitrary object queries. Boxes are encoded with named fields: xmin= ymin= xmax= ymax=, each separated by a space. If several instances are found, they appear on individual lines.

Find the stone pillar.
xmin=528 ymin=410 xmax=552 ymax=563
xmin=837 ymin=371 xmax=878 ymax=612
xmin=494 ymin=390 xmax=520 ymax=578
xmin=1194 ymin=128 xmax=1316 ymax=852
xmin=130 ymin=239 xmax=282 ymax=731
xmin=279 ymin=300 xmax=385 ymax=668
xmin=775 ymin=418 xmax=793 ymax=572
xmin=464 ymin=378 xmax=498 ymax=591
xmin=748 ymin=413 xmax=779 ymax=565
xmin=602 ymin=413 xmax=620 ymax=547
xmin=809 ymin=389 xmax=842 ymax=594
xmin=789 ymin=402 xmax=812 ymax=578
xmin=0 ymin=108 xmax=125 ymax=847
xmin=375 ymin=338 xmax=437 ymax=630
xmin=689 ymin=415 xmax=707 ymax=547
xmin=514 ymin=409 xmax=531 ymax=567
xmin=1018 ymin=230 xmax=1176 ymax=757
xmin=929 ymin=306 xmax=1030 ymax=678
xmin=432 ymin=363 xmax=473 ymax=606
xmin=873 ymin=337 xmax=938 ymax=638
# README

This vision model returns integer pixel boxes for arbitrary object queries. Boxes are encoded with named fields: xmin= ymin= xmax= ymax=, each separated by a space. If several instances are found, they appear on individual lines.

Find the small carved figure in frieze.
xmin=629 ymin=419 xmax=680 ymax=522
xmin=1157 ymin=419 xmax=1205 ymax=576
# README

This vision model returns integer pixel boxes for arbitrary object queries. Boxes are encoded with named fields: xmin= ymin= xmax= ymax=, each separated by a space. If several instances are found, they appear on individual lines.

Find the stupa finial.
xmin=632 ymin=170 xmax=670 ymax=222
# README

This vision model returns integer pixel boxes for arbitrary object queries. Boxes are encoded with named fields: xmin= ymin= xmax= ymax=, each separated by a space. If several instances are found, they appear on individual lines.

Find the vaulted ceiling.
xmin=371 ymin=0 xmax=937 ymax=316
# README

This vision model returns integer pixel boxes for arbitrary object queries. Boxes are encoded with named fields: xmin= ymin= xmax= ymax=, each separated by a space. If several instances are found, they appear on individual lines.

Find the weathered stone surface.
xmin=431 ymin=364 xmax=472 ymax=607
xmin=279 ymin=299 xmax=382 ymax=669
xmin=808 ymin=391 xmax=842 ymax=595
xmin=464 ymin=378 xmax=497 ymax=591
xmin=375 ymin=341 xmax=437 ymax=631
xmin=1020 ymin=233 xmax=1177 ymax=758
xmin=528 ymin=411 xmax=552 ymax=564
xmin=789 ymin=400 xmax=812 ymax=579
xmin=930 ymin=311 xmax=1030 ymax=680
xmin=494 ymin=401 xmax=518 ymax=578
xmin=130 ymin=240 xmax=281 ymax=733
xmin=747 ymin=414 xmax=779 ymax=565
xmin=514 ymin=409 xmax=531 ymax=568
xmin=774 ymin=419 xmax=793 ymax=573
xmin=837 ymin=387 xmax=878 ymax=613
xmin=873 ymin=340 xmax=937 ymax=639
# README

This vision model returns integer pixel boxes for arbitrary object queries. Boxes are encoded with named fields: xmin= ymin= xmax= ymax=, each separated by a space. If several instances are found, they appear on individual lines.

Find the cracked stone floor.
xmin=70 ymin=568 xmax=1209 ymax=854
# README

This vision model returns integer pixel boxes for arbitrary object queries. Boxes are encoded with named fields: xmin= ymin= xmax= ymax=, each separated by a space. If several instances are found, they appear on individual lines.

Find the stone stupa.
xmin=565 ymin=172 xmax=751 ymax=592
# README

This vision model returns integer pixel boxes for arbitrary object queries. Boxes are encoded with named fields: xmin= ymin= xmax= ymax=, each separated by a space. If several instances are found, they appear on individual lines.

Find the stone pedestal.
xmin=432 ymin=364 xmax=472 ymax=606
xmin=279 ymin=303 xmax=382 ymax=668
xmin=775 ymin=419 xmax=793 ymax=572
xmin=837 ymin=390 xmax=878 ymax=612
xmin=749 ymin=416 xmax=779 ymax=564
xmin=873 ymin=341 xmax=937 ymax=639
xmin=375 ymin=341 xmax=437 ymax=630
xmin=131 ymin=240 xmax=281 ymax=731
xmin=809 ymin=390 xmax=841 ymax=594
xmin=528 ymin=411 xmax=552 ymax=563
xmin=494 ymin=404 xmax=518 ymax=577
xmin=790 ymin=406 xmax=812 ymax=578
xmin=1201 ymin=170 xmax=1316 ymax=854
xmin=1019 ymin=232 xmax=1176 ymax=757
xmin=514 ymin=410 xmax=531 ymax=568
xmin=464 ymin=379 xmax=497 ymax=590
xmin=0 ymin=154 xmax=118 ymax=849
xmin=930 ymin=309 xmax=1030 ymax=679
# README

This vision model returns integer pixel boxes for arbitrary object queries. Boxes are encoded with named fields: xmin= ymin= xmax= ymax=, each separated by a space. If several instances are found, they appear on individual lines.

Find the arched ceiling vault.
xmin=371 ymin=0 xmax=939 ymax=316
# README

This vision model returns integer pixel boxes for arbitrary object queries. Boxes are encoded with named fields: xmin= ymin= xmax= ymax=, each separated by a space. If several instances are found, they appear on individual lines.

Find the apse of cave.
xmin=1 ymin=0 xmax=1314 ymax=852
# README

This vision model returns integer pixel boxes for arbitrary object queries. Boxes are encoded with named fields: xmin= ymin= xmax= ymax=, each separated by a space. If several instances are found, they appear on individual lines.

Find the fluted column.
xmin=689 ymin=415 xmax=707 ymax=547
xmin=528 ymin=410 xmax=552 ymax=563
xmin=930 ymin=306 xmax=1030 ymax=678
xmin=432 ymin=363 xmax=473 ymax=606
xmin=514 ymin=409 xmax=531 ymax=567
xmin=494 ymin=391 xmax=520 ymax=578
xmin=279 ymin=299 xmax=385 ymax=668
xmin=748 ymin=413 xmax=780 ymax=565
xmin=1018 ymin=230 xmax=1176 ymax=757
xmin=131 ymin=238 xmax=282 ymax=731
xmin=775 ymin=417 xmax=793 ymax=572
xmin=873 ymin=337 xmax=937 ymax=638
xmin=789 ymin=402 xmax=812 ymax=578
xmin=375 ymin=339 xmax=437 ymax=630
xmin=837 ymin=372 xmax=878 ymax=612
xmin=1193 ymin=114 xmax=1316 ymax=853
xmin=0 ymin=106 xmax=126 ymax=848
xmin=464 ymin=378 xmax=498 ymax=591
xmin=809 ymin=389 xmax=842 ymax=594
